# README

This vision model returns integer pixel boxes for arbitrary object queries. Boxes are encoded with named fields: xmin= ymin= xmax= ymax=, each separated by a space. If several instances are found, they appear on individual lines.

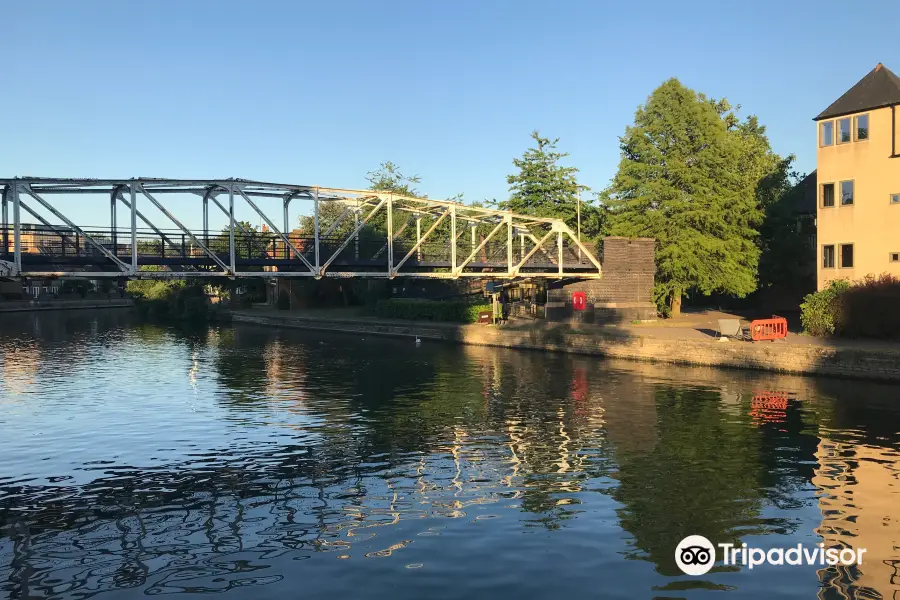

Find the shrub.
xmin=129 ymin=278 xmax=210 ymax=322
xmin=374 ymin=299 xmax=491 ymax=323
xmin=799 ymin=276 xmax=900 ymax=338
xmin=834 ymin=274 xmax=900 ymax=338
xmin=800 ymin=279 xmax=850 ymax=336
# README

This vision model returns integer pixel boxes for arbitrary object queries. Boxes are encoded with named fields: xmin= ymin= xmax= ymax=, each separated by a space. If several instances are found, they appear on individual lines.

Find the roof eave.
xmin=813 ymin=101 xmax=900 ymax=121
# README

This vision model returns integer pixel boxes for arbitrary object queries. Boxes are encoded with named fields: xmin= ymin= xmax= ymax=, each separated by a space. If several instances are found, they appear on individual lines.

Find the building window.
xmin=840 ymin=244 xmax=854 ymax=268
xmin=891 ymin=253 xmax=900 ymax=263
xmin=838 ymin=117 xmax=852 ymax=144
xmin=891 ymin=193 xmax=900 ymax=204
xmin=820 ymin=121 xmax=834 ymax=147
xmin=854 ymin=114 xmax=869 ymax=140
xmin=841 ymin=180 xmax=854 ymax=205
xmin=823 ymin=245 xmax=835 ymax=268
xmin=822 ymin=183 xmax=835 ymax=207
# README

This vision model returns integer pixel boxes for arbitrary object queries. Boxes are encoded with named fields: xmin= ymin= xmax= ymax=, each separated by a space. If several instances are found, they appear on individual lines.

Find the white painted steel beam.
xmin=1 ymin=177 xmax=602 ymax=281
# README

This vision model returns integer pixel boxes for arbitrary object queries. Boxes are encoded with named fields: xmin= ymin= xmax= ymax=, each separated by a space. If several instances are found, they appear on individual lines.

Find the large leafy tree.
xmin=605 ymin=79 xmax=786 ymax=317
xmin=498 ymin=131 xmax=603 ymax=242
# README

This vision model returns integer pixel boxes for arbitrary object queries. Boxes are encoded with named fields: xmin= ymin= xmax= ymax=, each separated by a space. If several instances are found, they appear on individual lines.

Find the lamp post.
xmin=576 ymin=185 xmax=583 ymax=262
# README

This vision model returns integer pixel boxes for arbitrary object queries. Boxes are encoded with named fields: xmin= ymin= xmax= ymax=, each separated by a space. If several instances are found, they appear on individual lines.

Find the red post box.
xmin=572 ymin=291 xmax=586 ymax=311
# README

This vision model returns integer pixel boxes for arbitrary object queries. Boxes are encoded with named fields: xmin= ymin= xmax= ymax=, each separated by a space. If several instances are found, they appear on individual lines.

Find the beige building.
xmin=815 ymin=63 xmax=900 ymax=290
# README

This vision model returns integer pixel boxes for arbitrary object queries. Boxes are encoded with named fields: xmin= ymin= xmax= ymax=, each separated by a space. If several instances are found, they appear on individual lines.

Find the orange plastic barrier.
xmin=750 ymin=315 xmax=788 ymax=341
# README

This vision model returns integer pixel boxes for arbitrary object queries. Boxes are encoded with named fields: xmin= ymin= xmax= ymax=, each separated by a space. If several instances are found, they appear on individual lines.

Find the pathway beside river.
xmin=230 ymin=307 xmax=900 ymax=381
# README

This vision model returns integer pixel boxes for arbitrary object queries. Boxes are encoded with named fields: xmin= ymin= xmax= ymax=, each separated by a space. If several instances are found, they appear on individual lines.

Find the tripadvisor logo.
xmin=675 ymin=535 xmax=867 ymax=576
xmin=676 ymin=535 xmax=716 ymax=576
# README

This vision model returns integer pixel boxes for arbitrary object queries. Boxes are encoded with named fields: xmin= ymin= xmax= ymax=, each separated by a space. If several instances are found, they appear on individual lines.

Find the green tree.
xmin=757 ymin=169 xmax=814 ymax=291
xmin=298 ymin=202 xmax=360 ymax=239
xmin=366 ymin=161 xmax=423 ymax=197
xmin=498 ymin=131 xmax=604 ymax=242
xmin=605 ymin=79 xmax=786 ymax=317
xmin=298 ymin=162 xmax=427 ymax=243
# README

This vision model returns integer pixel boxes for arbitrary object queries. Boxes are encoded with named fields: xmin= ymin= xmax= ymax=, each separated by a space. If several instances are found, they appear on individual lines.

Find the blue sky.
xmin=3 ymin=0 xmax=898 ymax=228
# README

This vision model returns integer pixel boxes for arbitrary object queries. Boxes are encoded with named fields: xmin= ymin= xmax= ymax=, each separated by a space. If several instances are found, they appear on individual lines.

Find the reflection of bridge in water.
xmin=0 ymin=178 xmax=602 ymax=280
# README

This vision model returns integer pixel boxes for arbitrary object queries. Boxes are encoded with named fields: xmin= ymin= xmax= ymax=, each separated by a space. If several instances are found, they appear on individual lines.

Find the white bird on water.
xmin=415 ymin=337 xmax=421 ymax=345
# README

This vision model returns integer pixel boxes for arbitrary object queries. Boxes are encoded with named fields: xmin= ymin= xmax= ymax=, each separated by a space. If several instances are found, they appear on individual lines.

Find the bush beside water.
xmin=128 ymin=279 xmax=219 ymax=321
xmin=800 ymin=275 xmax=900 ymax=338
xmin=374 ymin=299 xmax=491 ymax=323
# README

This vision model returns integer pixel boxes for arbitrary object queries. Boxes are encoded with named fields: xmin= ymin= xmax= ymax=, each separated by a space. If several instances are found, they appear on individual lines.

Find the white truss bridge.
xmin=0 ymin=178 xmax=601 ymax=280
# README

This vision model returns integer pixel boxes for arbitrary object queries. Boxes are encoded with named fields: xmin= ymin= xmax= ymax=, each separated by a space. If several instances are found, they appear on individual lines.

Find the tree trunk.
xmin=669 ymin=291 xmax=682 ymax=318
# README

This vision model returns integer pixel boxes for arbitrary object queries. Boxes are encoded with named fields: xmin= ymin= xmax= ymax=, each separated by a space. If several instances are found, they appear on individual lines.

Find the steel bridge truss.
xmin=0 ymin=178 xmax=602 ymax=280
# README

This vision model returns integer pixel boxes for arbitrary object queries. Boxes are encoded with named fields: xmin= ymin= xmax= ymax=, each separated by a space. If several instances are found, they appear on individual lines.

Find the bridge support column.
xmin=313 ymin=187 xmax=320 ymax=276
xmin=12 ymin=182 xmax=21 ymax=273
xmin=228 ymin=185 xmax=236 ymax=274
xmin=1 ymin=185 xmax=7 ymax=260
xmin=354 ymin=207 xmax=360 ymax=260
xmin=416 ymin=216 xmax=422 ymax=262
xmin=520 ymin=232 xmax=525 ymax=261
xmin=203 ymin=195 xmax=209 ymax=247
xmin=110 ymin=192 xmax=117 ymax=256
xmin=450 ymin=205 xmax=456 ymax=273
xmin=283 ymin=195 xmax=290 ymax=260
xmin=386 ymin=194 xmax=393 ymax=276
xmin=130 ymin=184 xmax=137 ymax=273
xmin=558 ymin=230 xmax=564 ymax=276
xmin=507 ymin=216 xmax=513 ymax=275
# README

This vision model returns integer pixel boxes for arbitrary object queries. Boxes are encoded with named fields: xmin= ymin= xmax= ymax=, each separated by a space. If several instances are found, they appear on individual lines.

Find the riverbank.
xmin=230 ymin=308 xmax=900 ymax=382
xmin=0 ymin=298 xmax=134 ymax=313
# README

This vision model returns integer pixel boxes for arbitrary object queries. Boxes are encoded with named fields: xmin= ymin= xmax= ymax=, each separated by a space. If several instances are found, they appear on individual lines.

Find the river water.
xmin=0 ymin=311 xmax=898 ymax=599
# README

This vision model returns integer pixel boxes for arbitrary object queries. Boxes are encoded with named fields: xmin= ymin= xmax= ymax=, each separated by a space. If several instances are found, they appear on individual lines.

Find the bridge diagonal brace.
xmin=322 ymin=205 xmax=353 ymax=238
xmin=561 ymin=225 xmax=602 ymax=273
xmin=138 ymin=185 xmax=232 ymax=274
xmin=525 ymin=230 xmax=558 ymax=265
xmin=23 ymin=186 xmax=131 ymax=272
xmin=321 ymin=197 xmax=387 ymax=273
xmin=372 ymin=215 xmax=414 ymax=260
xmin=17 ymin=198 xmax=78 ymax=252
xmin=393 ymin=210 xmax=448 ymax=274
xmin=455 ymin=217 xmax=507 ymax=275
xmin=235 ymin=188 xmax=317 ymax=274
xmin=511 ymin=228 xmax=556 ymax=275
xmin=115 ymin=192 xmax=188 ymax=255
xmin=208 ymin=193 xmax=253 ymax=236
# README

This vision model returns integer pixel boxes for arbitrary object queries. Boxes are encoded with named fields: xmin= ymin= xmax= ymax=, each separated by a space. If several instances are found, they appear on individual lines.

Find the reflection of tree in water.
xmin=211 ymin=330 xmax=615 ymax=529
xmin=611 ymin=386 xmax=768 ymax=575
xmin=2 ymin=327 xmax=629 ymax=597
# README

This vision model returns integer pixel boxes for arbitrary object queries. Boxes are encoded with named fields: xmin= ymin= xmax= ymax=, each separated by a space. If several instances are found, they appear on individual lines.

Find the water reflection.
xmin=0 ymin=314 xmax=898 ymax=599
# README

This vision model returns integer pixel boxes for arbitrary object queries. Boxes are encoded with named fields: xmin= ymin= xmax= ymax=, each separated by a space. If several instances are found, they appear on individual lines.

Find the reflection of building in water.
xmin=258 ymin=338 xmax=310 ymax=417
xmin=813 ymin=438 xmax=900 ymax=599
xmin=1 ymin=343 xmax=41 ymax=397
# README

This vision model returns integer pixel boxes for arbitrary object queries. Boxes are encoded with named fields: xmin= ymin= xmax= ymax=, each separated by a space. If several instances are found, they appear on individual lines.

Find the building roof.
xmin=794 ymin=170 xmax=817 ymax=216
xmin=815 ymin=63 xmax=900 ymax=121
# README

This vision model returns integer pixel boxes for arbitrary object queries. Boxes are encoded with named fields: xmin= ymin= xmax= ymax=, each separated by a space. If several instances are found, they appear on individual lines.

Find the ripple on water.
xmin=1 ymin=316 xmax=900 ymax=599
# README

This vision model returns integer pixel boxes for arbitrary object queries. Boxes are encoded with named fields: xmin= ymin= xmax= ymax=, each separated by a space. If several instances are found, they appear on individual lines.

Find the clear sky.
xmin=3 ymin=0 xmax=899 ymax=228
